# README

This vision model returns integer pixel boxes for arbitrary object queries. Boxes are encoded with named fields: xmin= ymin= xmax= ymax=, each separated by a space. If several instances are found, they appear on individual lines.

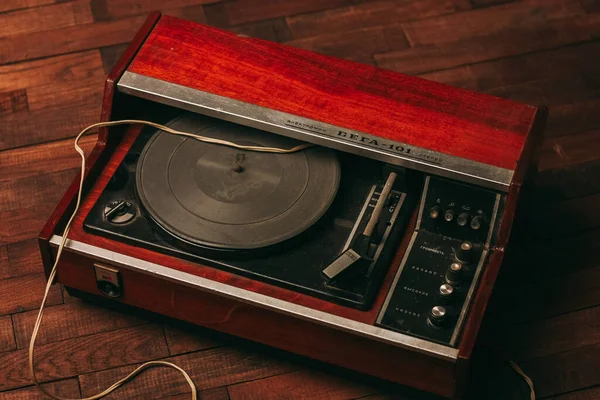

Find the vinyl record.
xmin=136 ymin=114 xmax=341 ymax=250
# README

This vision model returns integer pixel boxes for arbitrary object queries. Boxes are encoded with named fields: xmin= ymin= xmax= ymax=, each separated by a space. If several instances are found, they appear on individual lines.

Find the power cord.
xmin=29 ymin=119 xmax=312 ymax=400
xmin=509 ymin=360 xmax=536 ymax=400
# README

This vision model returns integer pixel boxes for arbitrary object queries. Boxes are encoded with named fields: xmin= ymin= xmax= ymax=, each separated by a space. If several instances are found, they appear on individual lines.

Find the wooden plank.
xmin=496 ymin=266 xmax=600 ymax=325
xmin=553 ymin=387 xmax=600 ymax=400
xmin=375 ymin=12 xmax=600 ymax=75
xmin=538 ymin=129 xmax=600 ymax=172
xmin=227 ymin=369 xmax=377 ymax=400
xmin=502 ymin=305 xmax=600 ymax=361
xmin=0 ymin=85 xmax=102 ymax=151
xmin=157 ymin=387 xmax=231 ymax=400
xmin=0 ymin=51 xmax=104 ymax=150
xmin=0 ymin=378 xmax=80 ymax=400
xmin=0 ymin=15 xmax=146 ymax=65
xmin=535 ymin=160 xmax=600 ymax=203
xmin=204 ymin=0 xmax=354 ymax=27
xmin=91 ymin=0 xmax=218 ymax=21
xmin=546 ymin=98 xmax=600 ymax=138
xmin=0 ymin=245 xmax=9 ymax=279
xmin=286 ymin=0 xmax=471 ymax=40
xmin=0 ymin=315 xmax=16 ymax=353
xmin=0 ymin=203 xmax=63 ymax=245
xmin=0 ymin=0 xmax=57 ymax=14
xmin=12 ymin=300 xmax=149 ymax=349
xmin=7 ymin=239 xmax=43 ymax=277
xmin=79 ymin=347 xmax=297 ymax=398
xmin=284 ymin=26 xmax=399 ymax=65
xmin=521 ymin=343 xmax=600 ymax=398
xmin=0 ymin=273 xmax=62 ymax=315
xmin=0 ymin=169 xmax=78 ymax=213
xmin=230 ymin=18 xmax=293 ymax=43
xmin=0 ymin=323 xmax=168 ymax=391
xmin=0 ymin=89 xmax=28 ymax=115
xmin=402 ymin=0 xmax=585 ymax=46
xmin=533 ymin=193 xmax=600 ymax=237
xmin=419 ymin=40 xmax=600 ymax=95
xmin=581 ymin=0 xmax=600 ymax=12
xmin=0 ymin=1 xmax=93 ymax=38
xmin=469 ymin=0 xmax=518 ymax=7
xmin=163 ymin=324 xmax=222 ymax=355
xmin=0 ymin=3 xmax=209 ymax=65
xmin=0 ymin=50 xmax=102 ymax=93
xmin=0 ymin=134 xmax=96 ymax=182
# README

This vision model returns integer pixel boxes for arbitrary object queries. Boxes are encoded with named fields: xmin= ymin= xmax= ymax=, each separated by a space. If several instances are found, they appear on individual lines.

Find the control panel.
xmin=376 ymin=176 xmax=503 ymax=346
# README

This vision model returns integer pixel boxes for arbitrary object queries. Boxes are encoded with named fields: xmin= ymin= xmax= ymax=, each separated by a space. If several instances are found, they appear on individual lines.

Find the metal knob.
xmin=457 ymin=212 xmax=469 ymax=227
xmin=438 ymin=283 xmax=455 ymax=303
xmin=445 ymin=262 xmax=463 ymax=285
xmin=455 ymin=241 xmax=473 ymax=264
xmin=429 ymin=206 xmax=441 ymax=220
xmin=471 ymin=216 xmax=483 ymax=230
xmin=428 ymin=306 xmax=447 ymax=327
xmin=444 ymin=209 xmax=455 ymax=222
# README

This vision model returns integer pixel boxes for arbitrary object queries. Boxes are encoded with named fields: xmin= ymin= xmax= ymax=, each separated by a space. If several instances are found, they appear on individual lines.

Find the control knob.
xmin=457 ymin=212 xmax=469 ymax=227
xmin=444 ymin=209 xmax=456 ymax=222
xmin=445 ymin=262 xmax=463 ymax=285
xmin=471 ymin=216 xmax=483 ymax=230
xmin=438 ymin=283 xmax=455 ymax=303
xmin=429 ymin=205 xmax=441 ymax=220
xmin=455 ymin=241 xmax=473 ymax=264
xmin=428 ymin=306 xmax=447 ymax=327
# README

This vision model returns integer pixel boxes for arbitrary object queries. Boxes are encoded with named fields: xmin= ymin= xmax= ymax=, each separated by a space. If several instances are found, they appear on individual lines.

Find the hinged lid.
xmin=117 ymin=15 xmax=540 ymax=191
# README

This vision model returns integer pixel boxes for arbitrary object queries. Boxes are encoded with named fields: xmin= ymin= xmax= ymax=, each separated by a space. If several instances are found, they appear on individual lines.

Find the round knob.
xmin=429 ymin=206 xmax=441 ymax=219
xmin=457 ymin=212 xmax=469 ymax=227
xmin=438 ymin=283 xmax=455 ymax=303
xmin=471 ymin=216 xmax=483 ymax=230
xmin=445 ymin=262 xmax=463 ymax=285
xmin=104 ymin=200 xmax=136 ymax=224
xmin=444 ymin=209 xmax=455 ymax=222
xmin=456 ymin=241 xmax=473 ymax=264
xmin=428 ymin=306 xmax=447 ymax=327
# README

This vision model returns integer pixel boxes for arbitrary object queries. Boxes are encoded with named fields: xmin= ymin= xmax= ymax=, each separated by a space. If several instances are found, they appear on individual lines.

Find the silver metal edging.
xmin=50 ymin=235 xmax=459 ymax=361
xmin=376 ymin=231 xmax=419 ymax=325
xmin=117 ymin=71 xmax=513 ymax=192
xmin=415 ymin=176 xmax=431 ymax=230
xmin=449 ymin=193 xmax=502 ymax=345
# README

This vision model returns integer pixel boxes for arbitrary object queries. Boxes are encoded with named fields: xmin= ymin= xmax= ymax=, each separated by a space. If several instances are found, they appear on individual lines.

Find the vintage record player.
xmin=39 ymin=13 xmax=547 ymax=399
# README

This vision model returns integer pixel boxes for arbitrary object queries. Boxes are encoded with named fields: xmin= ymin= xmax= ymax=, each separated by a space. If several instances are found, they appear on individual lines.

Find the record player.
xmin=39 ymin=13 xmax=547 ymax=399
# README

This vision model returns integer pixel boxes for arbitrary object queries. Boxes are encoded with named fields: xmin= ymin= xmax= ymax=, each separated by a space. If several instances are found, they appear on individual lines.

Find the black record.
xmin=136 ymin=114 xmax=341 ymax=251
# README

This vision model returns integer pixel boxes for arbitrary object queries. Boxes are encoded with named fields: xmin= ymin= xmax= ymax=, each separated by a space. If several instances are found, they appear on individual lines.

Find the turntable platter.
xmin=136 ymin=114 xmax=341 ymax=250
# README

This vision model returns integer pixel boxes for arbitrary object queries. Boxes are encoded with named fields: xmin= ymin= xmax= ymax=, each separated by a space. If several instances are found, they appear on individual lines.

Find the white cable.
xmin=29 ymin=119 xmax=313 ymax=400
xmin=509 ymin=360 xmax=536 ymax=400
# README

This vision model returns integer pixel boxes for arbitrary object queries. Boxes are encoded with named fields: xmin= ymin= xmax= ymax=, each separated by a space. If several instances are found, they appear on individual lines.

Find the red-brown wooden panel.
xmin=127 ymin=16 xmax=538 ymax=171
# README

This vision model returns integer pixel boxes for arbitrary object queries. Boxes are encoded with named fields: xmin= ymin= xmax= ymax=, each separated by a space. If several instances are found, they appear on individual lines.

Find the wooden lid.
xmin=118 ymin=15 xmax=540 ymax=191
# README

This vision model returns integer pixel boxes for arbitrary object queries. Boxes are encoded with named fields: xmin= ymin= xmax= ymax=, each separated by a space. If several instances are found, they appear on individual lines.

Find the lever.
xmin=322 ymin=172 xmax=397 ymax=282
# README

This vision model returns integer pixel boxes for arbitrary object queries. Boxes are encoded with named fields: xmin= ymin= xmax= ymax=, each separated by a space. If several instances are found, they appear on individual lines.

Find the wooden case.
xmin=38 ymin=13 xmax=547 ymax=399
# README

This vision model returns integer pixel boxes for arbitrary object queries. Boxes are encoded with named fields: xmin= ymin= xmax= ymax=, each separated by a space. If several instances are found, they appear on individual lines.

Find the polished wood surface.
xmin=129 ymin=16 xmax=537 ymax=171
xmin=2 ymin=1 xmax=600 ymax=399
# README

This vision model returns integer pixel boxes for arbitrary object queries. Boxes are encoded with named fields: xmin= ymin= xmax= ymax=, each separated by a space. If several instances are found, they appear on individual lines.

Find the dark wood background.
xmin=1 ymin=0 xmax=600 ymax=399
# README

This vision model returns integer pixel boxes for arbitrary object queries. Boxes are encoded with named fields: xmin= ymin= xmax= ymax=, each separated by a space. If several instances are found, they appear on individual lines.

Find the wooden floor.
xmin=1 ymin=0 xmax=600 ymax=399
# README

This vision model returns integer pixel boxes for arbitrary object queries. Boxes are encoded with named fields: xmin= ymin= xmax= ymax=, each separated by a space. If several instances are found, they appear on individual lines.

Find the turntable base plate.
xmin=136 ymin=115 xmax=341 ymax=250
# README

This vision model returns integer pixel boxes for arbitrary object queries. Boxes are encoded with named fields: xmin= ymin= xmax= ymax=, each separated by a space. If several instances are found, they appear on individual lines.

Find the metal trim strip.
xmin=117 ymin=71 xmax=513 ymax=191
xmin=50 ymin=235 xmax=458 ymax=361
